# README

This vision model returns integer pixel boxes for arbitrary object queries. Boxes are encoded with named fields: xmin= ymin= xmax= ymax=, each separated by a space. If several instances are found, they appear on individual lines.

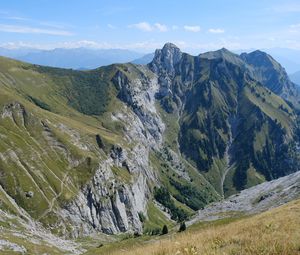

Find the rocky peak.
xmin=240 ymin=50 xmax=297 ymax=97
xmin=162 ymin=42 xmax=181 ymax=52
xmin=240 ymin=50 xmax=280 ymax=70
xmin=149 ymin=42 xmax=182 ymax=75
xmin=199 ymin=48 xmax=245 ymax=67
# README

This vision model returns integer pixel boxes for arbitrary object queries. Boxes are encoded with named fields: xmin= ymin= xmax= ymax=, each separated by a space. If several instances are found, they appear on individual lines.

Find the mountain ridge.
xmin=0 ymin=43 xmax=299 ymax=240
xmin=0 ymin=47 xmax=145 ymax=69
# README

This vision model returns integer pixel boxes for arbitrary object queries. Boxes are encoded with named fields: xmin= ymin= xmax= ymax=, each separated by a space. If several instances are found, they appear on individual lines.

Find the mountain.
xmin=0 ymin=47 xmax=145 ymax=69
xmin=263 ymin=48 xmax=300 ymax=74
xmin=1 ymin=174 xmax=298 ymax=254
xmin=240 ymin=50 xmax=300 ymax=108
xmin=132 ymin=53 xmax=155 ymax=65
xmin=290 ymin=70 xmax=300 ymax=85
xmin=0 ymin=43 xmax=299 ymax=243
xmin=0 ymin=47 xmax=42 ymax=59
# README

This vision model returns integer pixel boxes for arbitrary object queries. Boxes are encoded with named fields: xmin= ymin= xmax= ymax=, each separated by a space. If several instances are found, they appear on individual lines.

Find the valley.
xmin=0 ymin=43 xmax=300 ymax=254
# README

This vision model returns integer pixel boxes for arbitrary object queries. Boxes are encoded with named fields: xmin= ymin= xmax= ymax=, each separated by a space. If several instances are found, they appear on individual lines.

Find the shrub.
xmin=138 ymin=212 xmax=146 ymax=223
xmin=28 ymin=96 xmax=51 ymax=111
xmin=179 ymin=222 xmax=186 ymax=232
xmin=154 ymin=187 xmax=188 ymax=222
xmin=151 ymin=228 xmax=161 ymax=235
xmin=162 ymin=225 xmax=168 ymax=235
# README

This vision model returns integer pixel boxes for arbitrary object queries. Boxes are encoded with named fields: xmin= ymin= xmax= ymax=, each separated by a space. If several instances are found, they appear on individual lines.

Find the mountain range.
xmin=0 ymin=43 xmax=299 ymax=252
xmin=290 ymin=70 xmax=300 ymax=85
xmin=1 ymin=46 xmax=300 ymax=75
xmin=0 ymin=47 xmax=145 ymax=69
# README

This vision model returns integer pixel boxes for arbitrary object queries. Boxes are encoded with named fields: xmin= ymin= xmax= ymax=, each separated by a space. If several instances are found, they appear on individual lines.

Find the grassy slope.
xmin=180 ymin=79 xmax=291 ymax=195
xmin=154 ymin=101 xmax=221 ymax=210
xmin=86 ymin=199 xmax=300 ymax=255
xmin=0 ymin=54 xmax=299 ymax=238
xmin=0 ymin=57 xmax=196 ymax=235
xmin=0 ymin=57 xmax=131 ymax=233
xmin=174 ymin=52 xmax=298 ymax=196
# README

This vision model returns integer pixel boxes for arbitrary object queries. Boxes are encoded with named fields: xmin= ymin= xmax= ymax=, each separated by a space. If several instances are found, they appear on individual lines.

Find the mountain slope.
xmin=290 ymin=70 xmax=300 ymax=85
xmin=0 ymin=54 xmax=219 ymax=238
xmin=149 ymin=43 xmax=300 ymax=196
xmin=189 ymin=170 xmax=300 ymax=225
xmin=240 ymin=50 xmax=300 ymax=108
xmin=0 ymin=43 xmax=299 ymax=240
xmin=89 ymin=198 xmax=300 ymax=255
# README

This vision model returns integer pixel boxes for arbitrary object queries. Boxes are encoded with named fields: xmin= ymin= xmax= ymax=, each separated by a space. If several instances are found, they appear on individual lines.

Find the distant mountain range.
xmin=132 ymin=53 xmax=155 ymax=65
xmin=0 ymin=47 xmax=145 ymax=69
xmin=1 ymin=47 xmax=299 ymax=74
xmin=290 ymin=70 xmax=300 ymax=85
xmin=263 ymin=48 xmax=300 ymax=74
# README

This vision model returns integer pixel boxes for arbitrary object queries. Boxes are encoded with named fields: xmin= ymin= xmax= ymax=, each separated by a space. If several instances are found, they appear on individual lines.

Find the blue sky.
xmin=0 ymin=0 xmax=300 ymax=53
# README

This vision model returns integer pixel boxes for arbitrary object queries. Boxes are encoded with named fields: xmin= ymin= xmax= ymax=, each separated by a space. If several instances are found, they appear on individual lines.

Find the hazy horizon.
xmin=0 ymin=0 xmax=300 ymax=53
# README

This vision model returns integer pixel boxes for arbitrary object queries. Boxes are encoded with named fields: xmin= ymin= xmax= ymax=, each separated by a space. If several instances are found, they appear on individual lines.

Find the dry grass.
xmin=89 ymin=199 xmax=300 ymax=255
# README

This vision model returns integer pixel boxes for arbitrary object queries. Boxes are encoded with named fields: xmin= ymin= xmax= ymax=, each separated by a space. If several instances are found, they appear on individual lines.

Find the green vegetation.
xmin=149 ymin=149 xmax=220 ymax=215
xmin=27 ymin=95 xmax=51 ymax=111
xmin=0 ymin=56 xmax=126 ymax=233
xmin=111 ymin=166 xmax=132 ymax=183
xmin=27 ymin=65 xmax=111 ymax=115
xmin=143 ymin=202 xmax=173 ymax=235
xmin=161 ymin=225 xmax=168 ymax=235
xmin=154 ymin=187 xmax=188 ymax=222
xmin=169 ymin=178 xmax=207 ymax=210
xmin=159 ymin=52 xmax=300 ymax=194
xmin=178 ymin=221 xmax=186 ymax=232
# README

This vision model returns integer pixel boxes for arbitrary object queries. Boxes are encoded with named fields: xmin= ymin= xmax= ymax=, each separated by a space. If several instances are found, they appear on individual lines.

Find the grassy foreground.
xmin=86 ymin=199 xmax=300 ymax=255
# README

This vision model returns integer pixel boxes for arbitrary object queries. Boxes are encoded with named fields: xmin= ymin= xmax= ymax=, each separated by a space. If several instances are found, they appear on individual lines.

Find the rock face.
xmin=150 ymin=43 xmax=182 ymax=76
xmin=149 ymin=43 xmax=183 ymax=98
xmin=62 ymin=159 xmax=149 ymax=236
xmin=188 ymin=170 xmax=300 ymax=225
xmin=60 ymin=66 xmax=165 ymax=236
xmin=112 ymin=65 xmax=165 ymax=144
xmin=0 ymin=43 xmax=300 ymax=239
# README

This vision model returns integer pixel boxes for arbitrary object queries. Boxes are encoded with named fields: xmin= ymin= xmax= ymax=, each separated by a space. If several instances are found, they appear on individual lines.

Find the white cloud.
xmin=6 ymin=16 xmax=30 ymax=21
xmin=0 ymin=41 xmax=43 ymax=49
xmin=0 ymin=38 xmax=255 ymax=52
xmin=0 ymin=40 xmax=171 ymax=51
xmin=129 ymin=22 xmax=153 ymax=31
xmin=184 ymin=25 xmax=201 ymax=32
xmin=272 ymin=3 xmax=300 ymax=13
xmin=0 ymin=24 xmax=73 ymax=36
xmin=289 ymin=23 xmax=300 ymax=33
xmin=172 ymin=25 xmax=179 ymax=30
xmin=208 ymin=28 xmax=225 ymax=34
xmin=290 ymin=24 xmax=300 ymax=28
xmin=129 ymin=22 xmax=168 ymax=32
xmin=58 ymin=40 xmax=112 ymax=49
xmin=39 ymin=21 xmax=71 ymax=30
xmin=154 ymin=23 xmax=168 ymax=32
xmin=0 ymin=40 xmax=114 ymax=50
xmin=107 ymin=24 xmax=117 ymax=29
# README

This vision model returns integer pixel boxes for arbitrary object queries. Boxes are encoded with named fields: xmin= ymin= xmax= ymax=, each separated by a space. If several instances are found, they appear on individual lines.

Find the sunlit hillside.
xmin=86 ymin=199 xmax=300 ymax=255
